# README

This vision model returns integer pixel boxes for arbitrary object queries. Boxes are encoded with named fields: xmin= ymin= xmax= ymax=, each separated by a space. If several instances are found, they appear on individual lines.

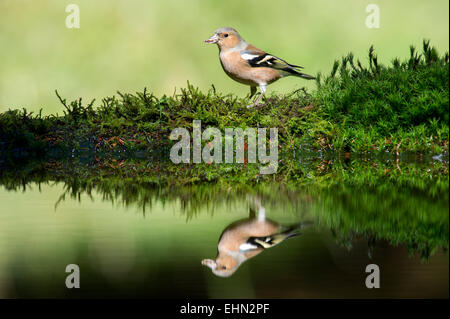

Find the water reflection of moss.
xmin=310 ymin=185 xmax=448 ymax=259
xmin=0 ymin=156 xmax=447 ymax=259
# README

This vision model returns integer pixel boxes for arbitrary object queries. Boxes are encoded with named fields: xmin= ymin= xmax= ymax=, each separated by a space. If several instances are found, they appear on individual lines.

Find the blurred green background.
xmin=0 ymin=0 xmax=448 ymax=114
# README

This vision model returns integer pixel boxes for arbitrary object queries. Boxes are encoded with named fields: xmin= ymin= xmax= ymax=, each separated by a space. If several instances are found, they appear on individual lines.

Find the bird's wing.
xmin=240 ymin=46 xmax=304 ymax=70
xmin=246 ymin=234 xmax=285 ymax=249
xmin=239 ymin=242 xmax=261 ymax=251
xmin=244 ymin=228 xmax=303 ymax=249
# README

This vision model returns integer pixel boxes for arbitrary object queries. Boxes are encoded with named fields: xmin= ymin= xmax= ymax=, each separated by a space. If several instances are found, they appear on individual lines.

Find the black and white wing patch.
xmin=241 ymin=51 xmax=303 ymax=70
xmin=241 ymin=50 xmax=316 ymax=80
xmin=238 ymin=235 xmax=279 ymax=251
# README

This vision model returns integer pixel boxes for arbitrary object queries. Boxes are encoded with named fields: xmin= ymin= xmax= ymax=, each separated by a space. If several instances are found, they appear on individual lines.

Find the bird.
xmin=204 ymin=27 xmax=315 ymax=108
xmin=201 ymin=204 xmax=309 ymax=277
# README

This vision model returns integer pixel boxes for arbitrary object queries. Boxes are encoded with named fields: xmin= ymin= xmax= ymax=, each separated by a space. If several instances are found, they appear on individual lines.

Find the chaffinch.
xmin=201 ymin=205 xmax=307 ymax=277
xmin=204 ymin=27 xmax=315 ymax=108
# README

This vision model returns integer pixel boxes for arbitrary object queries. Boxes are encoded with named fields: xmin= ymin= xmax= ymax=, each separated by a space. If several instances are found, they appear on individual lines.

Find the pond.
xmin=0 ymin=155 xmax=448 ymax=298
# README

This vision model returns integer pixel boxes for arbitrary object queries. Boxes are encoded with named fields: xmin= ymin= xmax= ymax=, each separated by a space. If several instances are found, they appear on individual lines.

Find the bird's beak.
xmin=204 ymin=34 xmax=219 ymax=44
xmin=201 ymin=259 xmax=217 ymax=270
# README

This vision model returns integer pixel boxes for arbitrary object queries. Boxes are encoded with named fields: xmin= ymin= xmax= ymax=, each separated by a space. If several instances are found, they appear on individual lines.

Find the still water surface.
xmin=0 ymin=177 xmax=447 ymax=298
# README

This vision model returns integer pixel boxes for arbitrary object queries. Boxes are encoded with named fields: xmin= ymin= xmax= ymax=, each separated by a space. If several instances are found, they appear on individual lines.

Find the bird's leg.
xmin=249 ymin=86 xmax=257 ymax=98
xmin=247 ymin=195 xmax=262 ymax=219
xmin=257 ymin=206 xmax=266 ymax=222
xmin=247 ymin=84 xmax=266 ymax=109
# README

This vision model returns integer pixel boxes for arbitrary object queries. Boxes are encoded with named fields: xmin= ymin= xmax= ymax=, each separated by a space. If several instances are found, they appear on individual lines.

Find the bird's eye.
xmin=224 ymin=33 xmax=229 ymax=38
xmin=221 ymin=265 xmax=227 ymax=269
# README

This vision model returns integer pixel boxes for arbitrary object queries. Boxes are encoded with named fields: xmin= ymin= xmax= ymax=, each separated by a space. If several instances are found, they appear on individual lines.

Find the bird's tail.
xmin=282 ymin=66 xmax=316 ymax=80
xmin=275 ymin=228 xmax=302 ymax=242
xmin=274 ymin=221 xmax=314 ymax=242
xmin=295 ymin=71 xmax=316 ymax=80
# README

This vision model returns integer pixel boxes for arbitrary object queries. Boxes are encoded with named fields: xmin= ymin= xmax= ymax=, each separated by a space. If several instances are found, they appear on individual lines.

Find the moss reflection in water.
xmin=0 ymin=155 xmax=447 ymax=261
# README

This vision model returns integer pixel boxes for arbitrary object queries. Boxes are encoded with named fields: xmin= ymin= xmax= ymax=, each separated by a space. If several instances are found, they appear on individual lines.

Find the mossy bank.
xmin=1 ymin=41 xmax=448 ymax=161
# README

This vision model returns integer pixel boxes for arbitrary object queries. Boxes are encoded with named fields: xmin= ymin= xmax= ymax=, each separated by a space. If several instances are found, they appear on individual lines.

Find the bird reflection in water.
xmin=202 ymin=199 xmax=310 ymax=277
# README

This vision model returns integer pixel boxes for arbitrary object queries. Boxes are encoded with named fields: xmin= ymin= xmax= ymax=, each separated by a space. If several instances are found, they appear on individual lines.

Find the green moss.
xmin=0 ymin=41 xmax=448 ymax=158
xmin=315 ymin=41 xmax=449 ymax=153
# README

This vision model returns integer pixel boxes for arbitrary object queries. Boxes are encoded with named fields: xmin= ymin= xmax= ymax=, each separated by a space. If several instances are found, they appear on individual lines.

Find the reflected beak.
xmin=204 ymin=34 xmax=219 ymax=44
xmin=201 ymin=259 xmax=217 ymax=270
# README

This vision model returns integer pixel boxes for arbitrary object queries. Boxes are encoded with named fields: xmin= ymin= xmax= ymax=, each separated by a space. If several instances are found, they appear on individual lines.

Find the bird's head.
xmin=204 ymin=27 xmax=245 ymax=51
xmin=201 ymin=254 xmax=240 ymax=278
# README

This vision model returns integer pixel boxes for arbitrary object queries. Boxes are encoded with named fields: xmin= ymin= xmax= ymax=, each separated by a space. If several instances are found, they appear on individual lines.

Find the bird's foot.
xmin=247 ymin=92 xmax=264 ymax=109
xmin=247 ymin=94 xmax=263 ymax=109
xmin=248 ymin=103 xmax=265 ymax=109
xmin=246 ymin=102 xmax=262 ymax=109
